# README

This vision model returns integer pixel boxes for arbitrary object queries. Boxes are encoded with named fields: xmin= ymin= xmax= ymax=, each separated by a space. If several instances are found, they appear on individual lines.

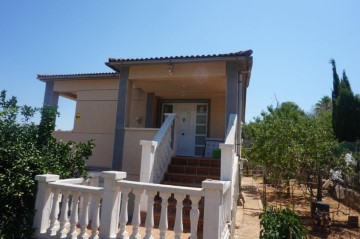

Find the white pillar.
xmin=202 ymin=180 xmax=230 ymax=239
xmin=33 ymin=174 xmax=60 ymax=238
xmin=99 ymin=171 xmax=127 ymax=239
xmin=139 ymin=140 xmax=157 ymax=212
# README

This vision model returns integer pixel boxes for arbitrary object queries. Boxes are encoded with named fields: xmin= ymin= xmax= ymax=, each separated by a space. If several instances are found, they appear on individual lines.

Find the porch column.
xmin=226 ymin=62 xmax=239 ymax=129
xmin=145 ymin=92 xmax=155 ymax=128
xmin=112 ymin=67 xmax=130 ymax=170
xmin=43 ymin=81 xmax=59 ymax=107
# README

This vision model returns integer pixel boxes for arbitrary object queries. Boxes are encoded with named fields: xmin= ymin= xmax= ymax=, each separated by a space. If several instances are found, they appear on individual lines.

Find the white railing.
xmin=140 ymin=113 xmax=177 ymax=184
xmin=33 ymin=171 xmax=231 ymax=239
xmin=219 ymin=114 xmax=239 ymax=222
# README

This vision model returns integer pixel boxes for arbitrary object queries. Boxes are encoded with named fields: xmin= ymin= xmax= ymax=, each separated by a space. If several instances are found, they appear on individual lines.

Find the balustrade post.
xmin=130 ymin=188 xmax=144 ymax=239
xmin=189 ymin=195 xmax=201 ymax=239
xmin=139 ymin=140 xmax=157 ymax=211
xmin=99 ymin=171 xmax=127 ymax=239
xmin=220 ymin=144 xmax=234 ymax=181
xmin=33 ymin=174 xmax=60 ymax=238
xmin=47 ymin=188 xmax=61 ymax=236
xmin=220 ymin=143 xmax=235 ymax=215
xmin=117 ymin=187 xmax=130 ymax=239
xmin=202 ymin=180 xmax=230 ymax=239
xmin=158 ymin=192 xmax=170 ymax=239
xmin=88 ymin=172 xmax=101 ymax=220
xmin=173 ymin=193 xmax=185 ymax=239
xmin=144 ymin=190 xmax=156 ymax=239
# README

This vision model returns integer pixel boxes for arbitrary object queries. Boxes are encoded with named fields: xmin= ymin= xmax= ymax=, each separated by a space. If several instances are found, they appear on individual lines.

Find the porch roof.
xmin=37 ymin=72 xmax=119 ymax=82
xmin=106 ymin=50 xmax=253 ymax=70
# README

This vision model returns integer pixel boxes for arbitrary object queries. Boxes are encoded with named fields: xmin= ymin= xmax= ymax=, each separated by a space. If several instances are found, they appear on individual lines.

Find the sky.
xmin=1 ymin=1 xmax=359 ymax=130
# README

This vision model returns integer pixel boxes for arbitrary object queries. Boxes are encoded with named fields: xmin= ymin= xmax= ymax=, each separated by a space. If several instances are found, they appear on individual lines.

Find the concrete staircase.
xmin=141 ymin=157 xmax=221 ymax=236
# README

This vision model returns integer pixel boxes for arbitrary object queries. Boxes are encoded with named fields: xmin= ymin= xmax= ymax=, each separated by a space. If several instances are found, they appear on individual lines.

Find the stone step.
xmin=163 ymin=172 xmax=220 ymax=185
xmin=167 ymin=164 xmax=220 ymax=176
xmin=171 ymin=157 xmax=221 ymax=168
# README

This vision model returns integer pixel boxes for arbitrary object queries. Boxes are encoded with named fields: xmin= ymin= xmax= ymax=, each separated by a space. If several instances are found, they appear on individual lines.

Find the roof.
xmin=37 ymin=72 xmax=119 ymax=82
xmin=108 ymin=50 xmax=253 ymax=64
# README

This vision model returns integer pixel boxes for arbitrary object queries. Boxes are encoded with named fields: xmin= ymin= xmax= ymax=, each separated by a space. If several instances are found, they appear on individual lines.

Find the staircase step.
xmin=167 ymin=164 xmax=220 ymax=176
xmin=163 ymin=173 xmax=220 ymax=185
xmin=171 ymin=157 xmax=220 ymax=168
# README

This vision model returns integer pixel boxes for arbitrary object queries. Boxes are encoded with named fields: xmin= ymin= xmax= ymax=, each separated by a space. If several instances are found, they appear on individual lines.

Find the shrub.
xmin=260 ymin=207 xmax=307 ymax=239
xmin=0 ymin=90 xmax=94 ymax=238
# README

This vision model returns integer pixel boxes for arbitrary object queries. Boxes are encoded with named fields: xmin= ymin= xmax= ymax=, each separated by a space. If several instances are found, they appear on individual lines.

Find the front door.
xmin=160 ymin=102 xmax=209 ymax=157
xmin=174 ymin=104 xmax=196 ymax=156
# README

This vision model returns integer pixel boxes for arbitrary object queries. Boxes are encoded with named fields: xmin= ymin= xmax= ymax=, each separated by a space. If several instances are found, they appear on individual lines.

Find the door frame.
xmin=157 ymin=99 xmax=211 ymax=157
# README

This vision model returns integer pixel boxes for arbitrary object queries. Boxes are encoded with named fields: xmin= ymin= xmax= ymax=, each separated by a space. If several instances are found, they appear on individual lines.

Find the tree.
xmin=330 ymin=59 xmax=360 ymax=142
xmin=314 ymin=96 xmax=332 ymax=116
xmin=0 ymin=90 xmax=94 ymax=238
xmin=244 ymin=101 xmax=339 ymax=201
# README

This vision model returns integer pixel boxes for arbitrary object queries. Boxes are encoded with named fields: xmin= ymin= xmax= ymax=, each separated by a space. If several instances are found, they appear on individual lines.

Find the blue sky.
xmin=1 ymin=1 xmax=359 ymax=129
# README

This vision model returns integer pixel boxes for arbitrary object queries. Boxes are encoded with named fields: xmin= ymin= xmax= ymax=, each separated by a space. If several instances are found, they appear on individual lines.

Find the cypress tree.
xmin=330 ymin=59 xmax=340 ymax=137
xmin=331 ymin=59 xmax=360 ymax=142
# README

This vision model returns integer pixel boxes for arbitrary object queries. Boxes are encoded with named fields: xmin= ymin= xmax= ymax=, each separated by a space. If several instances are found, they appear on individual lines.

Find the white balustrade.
xmin=33 ymin=171 xmax=232 ymax=239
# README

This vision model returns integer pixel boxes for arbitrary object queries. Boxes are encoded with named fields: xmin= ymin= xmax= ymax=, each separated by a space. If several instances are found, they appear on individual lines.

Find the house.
xmin=37 ymin=50 xmax=253 ymax=182
xmin=34 ymin=50 xmax=253 ymax=239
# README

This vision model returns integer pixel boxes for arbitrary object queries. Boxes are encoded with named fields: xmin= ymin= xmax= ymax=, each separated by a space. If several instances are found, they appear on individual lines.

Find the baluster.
xmin=158 ymin=192 xmax=170 ymax=239
xmin=117 ymin=187 xmax=130 ymax=239
xmin=90 ymin=195 xmax=101 ymax=239
xmin=173 ymin=193 xmax=185 ymax=239
xmin=79 ymin=192 xmax=91 ymax=239
xmin=189 ymin=195 xmax=201 ymax=239
xmin=144 ymin=190 xmax=156 ymax=239
xmin=57 ymin=190 xmax=71 ymax=238
xmin=47 ymin=188 xmax=61 ymax=236
xmin=69 ymin=192 xmax=80 ymax=239
xmin=130 ymin=188 xmax=144 ymax=239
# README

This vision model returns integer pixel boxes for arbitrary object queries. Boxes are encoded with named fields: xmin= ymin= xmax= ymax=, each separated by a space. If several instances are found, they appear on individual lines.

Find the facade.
xmin=38 ymin=50 xmax=253 ymax=181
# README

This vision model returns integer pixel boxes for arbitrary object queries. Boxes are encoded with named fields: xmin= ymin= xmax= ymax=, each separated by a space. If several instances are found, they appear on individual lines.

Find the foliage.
xmin=212 ymin=149 xmax=221 ymax=158
xmin=259 ymin=207 xmax=307 ymax=239
xmin=244 ymin=102 xmax=340 ymax=200
xmin=0 ymin=90 xmax=94 ymax=238
xmin=330 ymin=59 xmax=360 ymax=142
xmin=313 ymin=96 xmax=332 ymax=116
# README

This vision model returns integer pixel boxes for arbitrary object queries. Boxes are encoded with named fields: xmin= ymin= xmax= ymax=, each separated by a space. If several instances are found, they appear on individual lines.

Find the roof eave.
xmin=105 ymin=55 xmax=252 ymax=72
xmin=37 ymin=73 xmax=120 ymax=82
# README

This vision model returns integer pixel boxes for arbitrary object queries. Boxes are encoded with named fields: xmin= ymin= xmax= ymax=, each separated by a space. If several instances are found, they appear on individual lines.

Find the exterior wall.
xmin=122 ymin=128 xmax=158 ymax=181
xmin=128 ymin=87 xmax=147 ymax=128
xmin=54 ymin=79 xmax=119 ymax=169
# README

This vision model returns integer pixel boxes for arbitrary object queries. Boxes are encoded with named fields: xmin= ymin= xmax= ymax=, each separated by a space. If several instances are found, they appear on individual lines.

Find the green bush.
xmin=259 ymin=207 xmax=307 ymax=239
xmin=0 ymin=90 xmax=94 ymax=238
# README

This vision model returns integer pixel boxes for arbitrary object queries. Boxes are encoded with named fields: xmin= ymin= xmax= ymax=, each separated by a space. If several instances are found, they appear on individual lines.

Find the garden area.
xmin=253 ymin=176 xmax=360 ymax=238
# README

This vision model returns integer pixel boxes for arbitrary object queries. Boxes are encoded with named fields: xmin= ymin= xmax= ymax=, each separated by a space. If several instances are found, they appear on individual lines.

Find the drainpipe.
xmin=237 ymin=72 xmax=243 ymax=157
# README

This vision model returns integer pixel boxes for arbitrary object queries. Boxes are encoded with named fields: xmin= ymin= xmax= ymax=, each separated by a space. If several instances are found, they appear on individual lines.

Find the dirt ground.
xmin=255 ymin=178 xmax=360 ymax=238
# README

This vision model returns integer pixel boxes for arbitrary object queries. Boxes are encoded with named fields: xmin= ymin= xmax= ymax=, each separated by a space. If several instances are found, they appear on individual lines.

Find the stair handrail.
xmin=140 ymin=113 xmax=177 ymax=184
xmin=219 ymin=114 xmax=239 ymax=229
